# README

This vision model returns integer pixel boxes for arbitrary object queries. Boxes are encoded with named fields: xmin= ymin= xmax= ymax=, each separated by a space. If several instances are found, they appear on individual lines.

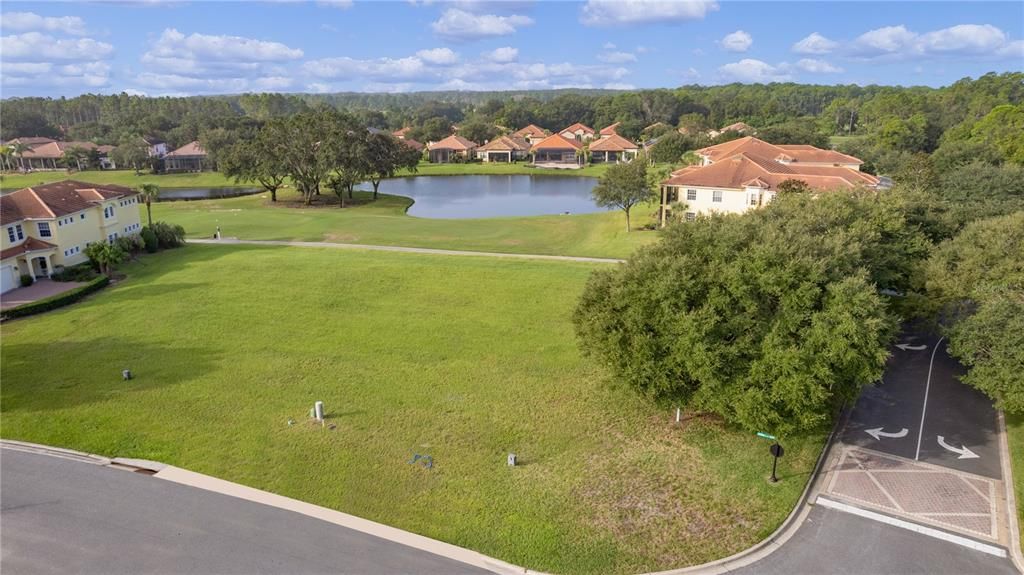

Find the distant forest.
xmin=2 ymin=72 xmax=1022 ymax=176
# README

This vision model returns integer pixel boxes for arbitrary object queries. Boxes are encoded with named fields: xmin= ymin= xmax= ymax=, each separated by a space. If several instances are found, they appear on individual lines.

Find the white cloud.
xmin=303 ymin=56 xmax=430 ymax=81
xmin=718 ymin=59 xmax=792 ymax=83
xmin=635 ymin=45 xmax=650 ymax=54
xmin=997 ymin=40 xmax=1024 ymax=59
xmin=431 ymin=9 xmax=533 ymax=40
xmin=145 ymin=28 xmax=303 ymax=62
xmin=792 ymin=32 xmax=837 ymax=54
xmin=851 ymin=23 xmax=1020 ymax=60
xmin=306 ymin=82 xmax=332 ymax=93
xmin=416 ymin=47 xmax=459 ymax=65
xmin=720 ymin=30 xmax=752 ymax=52
xmin=485 ymin=46 xmax=518 ymax=63
xmin=580 ymin=0 xmax=718 ymax=27
xmin=598 ymin=50 xmax=637 ymax=63
xmin=0 ymin=12 xmax=88 ymax=35
xmin=681 ymin=67 xmax=700 ymax=81
xmin=604 ymin=82 xmax=636 ymax=90
xmin=796 ymin=58 xmax=843 ymax=74
xmin=0 ymin=32 xmax=114 ymax=62
xmin=2 ymin=60 xmax=111 ymax=88
xmin=317 ymin=0 xmax=353 ymax=8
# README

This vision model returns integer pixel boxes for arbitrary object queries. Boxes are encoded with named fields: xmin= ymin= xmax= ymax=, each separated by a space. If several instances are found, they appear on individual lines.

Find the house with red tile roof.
xmin=658 ymin=138 xmax=877 ymax=225
xmin=402 ymin=138 xmax=425 ymax=152
xmin=426 ymin=135 xmax=478 ymax=163
xmin=558 ymin=123 xmax=596 ymax=143
xmin=589 ymin=134 xmax=640 ymax=163
xmin=530 ymin=133 xmax=583 ymax=166
xmin=13 ymin=141 xmax=115 ymax=171
xmin=164 ymin=141 xmax=208 ymax=172
xmin=477 ymin=135 xmax=531 ymax=163
xmin=708 ymin=122 xmax=755 ymax=138
xmin=1 ymin=181 xmax=142 ymax=291
xmin=512 ymin=124 xmax=546 ymax=145
xmin=392 ymin=127 xmax=412 ymax=140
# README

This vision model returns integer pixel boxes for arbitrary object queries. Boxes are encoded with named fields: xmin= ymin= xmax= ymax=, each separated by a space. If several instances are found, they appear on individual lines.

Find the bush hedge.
xmin=2 ymin=275 xmax=110 ymax=320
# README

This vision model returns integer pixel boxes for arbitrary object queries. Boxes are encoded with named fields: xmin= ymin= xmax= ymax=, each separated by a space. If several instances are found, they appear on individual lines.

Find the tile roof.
xmin=589 ymin=134 xmax=639 ymax=152
xmin=427 ymin=135 xmax=478 ymax=151
xmin=5 ymin=137 xmax=56 ymax=147
xmin=530 ymin=133 xmax=583 ymax=151
xmin=561 ymin=123 xmax=595 ymax=135
xmin=1 ymin=236 xmax=58 ymax=260
xmin=393 ymin=127 xmax=411 ymax=137
xmin=775 ymin=144 xmax=864 ymax=165
xmin=402 ymin=138 xmax=424 ymax=151
xmin=166 ymin=140 xmax=207 ymax=158
xmin=1 ymin=180 xmax=137 ymax=225
xmin=662 ymin=153 xmax=878 ymax=192
xmin=513 ymin=124 xmax=546 ymax=138
xmin=478 ymin=135 xmax=531 ymax=152
xmin=20 ymin=141 xmax=108 ymax=159
xmin=721 ymin=122 xmax=754 ymax=133
xmin=599 ymin=122 xmax=620 ymax=136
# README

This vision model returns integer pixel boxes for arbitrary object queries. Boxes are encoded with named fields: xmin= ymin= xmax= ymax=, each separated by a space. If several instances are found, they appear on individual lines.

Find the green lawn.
xmin=1 ymin=162 xmax=612 ymax=191
xmin=1008 ymin=413 xmax=1024 ymax=550
xmin=151 ymin=189 xmax=658 ymax=259
xmin=0 ymin=245 xmax=826 ymax=575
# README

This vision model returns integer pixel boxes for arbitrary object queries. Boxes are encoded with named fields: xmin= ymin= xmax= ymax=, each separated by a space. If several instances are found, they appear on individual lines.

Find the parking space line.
xmin=915 ymin=336 xmax=945 ymax=461
xmin=815 ymin=497 xmax=1007 ymax=558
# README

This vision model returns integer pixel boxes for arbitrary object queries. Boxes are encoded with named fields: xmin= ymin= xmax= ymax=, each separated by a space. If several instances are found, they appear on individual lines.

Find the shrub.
xmin=149 ymin=221 xmax=186 ymax=249
xmin=141 ymin=227 xmax=158 ymax=253
xmin=50 ymin=263 xmax=98 ymax=282
xmin=115 ymin=234 xmax=144 ymax=255
xmin=2 ymin=276 xmax=109 ymax=320
xmin=19 ymin=274 xmax=33 ymax=287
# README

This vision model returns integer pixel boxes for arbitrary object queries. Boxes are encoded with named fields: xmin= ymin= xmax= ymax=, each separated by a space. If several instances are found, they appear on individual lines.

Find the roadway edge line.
xmin=814 ymin=496 xmax=1008 ymax=558
xmin=996 ymin=410 xmax=1024 ymax=573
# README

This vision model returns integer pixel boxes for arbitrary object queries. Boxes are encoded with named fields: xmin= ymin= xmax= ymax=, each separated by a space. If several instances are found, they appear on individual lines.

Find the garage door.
xmin=1 ymin=265 xmax=16 ymax=294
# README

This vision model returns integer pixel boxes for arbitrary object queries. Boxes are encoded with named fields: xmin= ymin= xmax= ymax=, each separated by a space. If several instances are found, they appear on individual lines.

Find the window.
xmin=104 ymin=206 xmax=115 ymax=218
xmin=749 ymin=194 xmax=759 ymax=206
xmin=15 ymin=224 xmax=23 ymax=240
xmin=686 ymin=189 xmax=697 ymax=201
xmin=6 ymin=226 xmax=15 ymax=243
xmin=37 ymin=222 xmax=51 ymax=238
xmin=80 ymin=213 xmax=86 ymax=220
xmin=712 ymin=190 xmax=723 ymax=203
xmin=685 ymin=212 xmax=696 ymax=222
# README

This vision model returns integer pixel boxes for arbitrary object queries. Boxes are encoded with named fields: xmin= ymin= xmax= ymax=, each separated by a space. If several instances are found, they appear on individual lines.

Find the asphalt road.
xmin=0 ymin=448 xmax=493 ymax=575
xmin=840 ymin=334 xmax=1001 ymax=478
xmin=731 ymin=505 xmax=1019 ymax=575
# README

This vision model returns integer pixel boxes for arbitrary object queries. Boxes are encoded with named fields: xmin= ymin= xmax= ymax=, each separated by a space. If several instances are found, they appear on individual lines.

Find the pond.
xmin=157 ymin=187 xmax=262 ymax=201
xmin=375 ymin=175 xmax=604 ymax=219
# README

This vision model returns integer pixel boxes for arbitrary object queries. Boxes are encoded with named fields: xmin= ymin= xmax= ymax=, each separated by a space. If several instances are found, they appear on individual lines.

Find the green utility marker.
xmin=756 ymin=432 xmax=777 ymax=441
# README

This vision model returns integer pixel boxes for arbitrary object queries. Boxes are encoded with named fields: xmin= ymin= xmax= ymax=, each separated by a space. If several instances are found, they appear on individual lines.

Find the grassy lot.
xmin=1 ymin=162 xmax=613 ymax=191
xmin=0 ymin=245 xmax=827 ymax=575
xmin=152 ymin=189 xmax=658 ymax=259
xmin=1008 ymin=413 xmax=1024 ymax=550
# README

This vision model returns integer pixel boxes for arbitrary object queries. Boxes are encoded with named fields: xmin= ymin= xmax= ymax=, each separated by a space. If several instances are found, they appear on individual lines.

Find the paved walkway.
xmin=188 ymin=238 xmax=626 ymax=264
xmin=0 ymin=278 xmax=86 ymax=310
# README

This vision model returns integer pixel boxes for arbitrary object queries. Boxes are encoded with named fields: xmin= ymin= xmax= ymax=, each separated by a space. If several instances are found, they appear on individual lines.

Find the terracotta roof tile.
xmin=513 ymin=124 xmax=546 ymax=138
xmin=589 ymin=134 xmax=639 ymax=152
xmin=561 ymin=123 xmax=595 ymax=135
xmin=1 ymin=180 xmax=137 ymax=225
xmin=402 ymin=138 xmax=424 ymax=151
xmin=530 ymin=133 xmax=583 ymax=151
xmin=165 ymin=141 xmax=207 ymax=158
xmin=1 ymin=236 xmax=57 ymax=260
xmin=479 ymin=135 xmax=530 ymax=152
xmin=427 ymin=135 xmax=478 ymax=151
xmin=662 ymin=153 xmax=876 ymax=192
xmin=599 ymin=122 xmax=620 ymax=136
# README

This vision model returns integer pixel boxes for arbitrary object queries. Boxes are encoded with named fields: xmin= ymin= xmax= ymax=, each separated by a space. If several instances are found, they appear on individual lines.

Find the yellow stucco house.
xmin=1 ymin=180 xmax=142 ymax=293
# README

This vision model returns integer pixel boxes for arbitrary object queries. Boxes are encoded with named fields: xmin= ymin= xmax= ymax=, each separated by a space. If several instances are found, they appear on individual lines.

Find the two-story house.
xmin=659 ymin=137 xmax=879 ymax=226
xmin=1 ymin=181 xmax=142 ymax=293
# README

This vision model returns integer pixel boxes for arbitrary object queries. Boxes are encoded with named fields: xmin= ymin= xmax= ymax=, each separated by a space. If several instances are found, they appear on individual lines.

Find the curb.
xmin=997 ymin=411 xmax=1024 ymax=573
xmin=0 ymin=439 xmax=543 ymax=575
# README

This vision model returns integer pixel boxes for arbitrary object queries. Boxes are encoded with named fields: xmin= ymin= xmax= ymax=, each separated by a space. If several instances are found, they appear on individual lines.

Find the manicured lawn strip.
xmin=1007 ymin=413 xmax=1024 ymax=550
xmin=151 ymin=189 xmax=658 ymax=259
xmin=0 ymin=245 xmax=825 ymax=574
xmin=1 ymin=162 xmax=613 ymax=191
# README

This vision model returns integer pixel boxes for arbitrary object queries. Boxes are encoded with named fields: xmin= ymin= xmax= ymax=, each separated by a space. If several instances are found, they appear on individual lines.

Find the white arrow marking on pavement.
xmin=895 ymin=343 xmax=928 ymax=351
xmin=865 ymin=427 xmax=909 ymax=440
xmin=937 ymin=436 xmax=980 ymax=459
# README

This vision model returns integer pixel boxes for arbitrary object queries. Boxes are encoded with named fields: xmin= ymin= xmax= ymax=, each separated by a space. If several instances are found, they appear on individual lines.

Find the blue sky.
xmin=1 ymin=1 xmax=1021 ymax=97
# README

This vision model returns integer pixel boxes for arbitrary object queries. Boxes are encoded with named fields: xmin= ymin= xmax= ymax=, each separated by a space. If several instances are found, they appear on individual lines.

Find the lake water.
xmin=158 ymin=187 xmax=262 ymax=201
xmin=375 ymin=175 xmax=604 ymax=219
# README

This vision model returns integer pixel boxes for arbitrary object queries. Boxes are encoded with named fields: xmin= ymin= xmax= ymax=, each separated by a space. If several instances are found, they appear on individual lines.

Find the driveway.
xmin=1 ymin=279 xmax=86 ymax=310
xmin=0 ymin=448 xmax=494 ymax=575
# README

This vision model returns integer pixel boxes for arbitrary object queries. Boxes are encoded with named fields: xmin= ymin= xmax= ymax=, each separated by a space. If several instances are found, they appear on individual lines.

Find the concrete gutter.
xmin=187 ymin=238 xmax=626 ymax=264
xmin=997 ymin=411 xmax=1024 ymax=573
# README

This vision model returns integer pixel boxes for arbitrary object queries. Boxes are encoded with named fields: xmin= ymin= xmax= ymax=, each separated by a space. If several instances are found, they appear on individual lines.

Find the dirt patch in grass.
xmin=272 ymin=196 xmax=376 ymax=209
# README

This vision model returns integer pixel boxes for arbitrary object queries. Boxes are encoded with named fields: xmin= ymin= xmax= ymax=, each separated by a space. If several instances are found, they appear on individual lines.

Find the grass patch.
xmin=1007 ymin=413 xmax=1024 ymax=551
xmin=1 ymin=162 xmax=612 ymax=192
xmin=0 ymin=245 xmax=825 ymax=574
xmin=153 ymin=188 xmax=658 ymax=259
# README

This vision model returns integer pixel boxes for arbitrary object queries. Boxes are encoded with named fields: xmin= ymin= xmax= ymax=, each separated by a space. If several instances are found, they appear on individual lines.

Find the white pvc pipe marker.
xmin=314 ymin=401 xmax=324 ymax=421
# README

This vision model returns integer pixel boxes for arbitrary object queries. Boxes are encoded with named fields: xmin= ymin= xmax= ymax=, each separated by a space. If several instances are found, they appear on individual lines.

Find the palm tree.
xmin=137 ymin=183 xmax=160 ymax=227
xmin=0 ymin=146 xmax=11 ymax=171
xmin=10 ymin=142 xmax=30 ymax=171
